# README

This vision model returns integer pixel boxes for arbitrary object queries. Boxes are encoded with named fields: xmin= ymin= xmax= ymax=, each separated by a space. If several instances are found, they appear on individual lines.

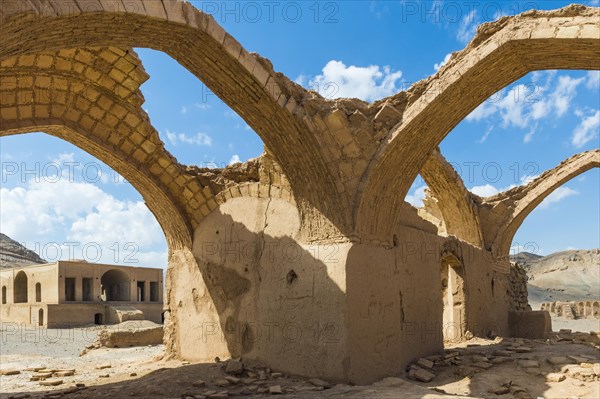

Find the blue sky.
xmin=1 ymin=0 xmax=599 ymax=267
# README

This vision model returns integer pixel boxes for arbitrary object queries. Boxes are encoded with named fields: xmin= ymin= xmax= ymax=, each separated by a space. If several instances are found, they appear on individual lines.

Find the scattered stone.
xmin=39 ymin=379 xmax=63 ymax=386
xmin=24 ymin=366 xmax=45 ymax=372
xmin=30 ymin=372 xmax=53 ymax=381
xmin=214 ymin=379 xmax=231 ymax=387
xmin=408 ymin=367 xmax=436 ymax=382
xmin=567 ymin=355 xmax=588 ymax=363
xmin=524 ymin=368 xmax=541 ymax=375
xmin=192 ymin=380 xmax=206 ymax=387
xmin=8 ymin=394 xmax=30 ymax=399
xmin=546 ymin=373 xmax=566 ymax=382
xmin=464 ymin=331 xmax=474 ymax=340
xmin=514 ymin=347 xmax=532 ymax=353
xmin=99 ymin=374 xmax=110 ymax=378
xmin=96 ymin=364 xmax=111 ymax=370
xmin=207 ymin=392 xmax=228 ymax=399
xmin=308 ymin=378 xmax=331 ymax=389
xmin=547 ymin=356 xmax=570 ymax=365
xmin=270 ymin=372 xmax=283 ymax=378
xmin=130 ymin=372 xmax=137 ymax=377
xmin=471 ymin=355 xmax=488 ymax=363
xmin=491 ymin=357 xmax=512 ymax=364
xmin=224 ymin=376 xmax=240 ymax=384
xmin=225 ymin=360 xmax=244 ymax=375
xmin=0 ymin=369 xmax=20 ymax=376
xmin=268 ymin=385 xmax=282 ymax=394
xmin=518 ymin=360 xmax=540 ymax=368
xmin=55 ymin=370 xmax=75 ymax=377
xmin=416 ymin=358 xmax=434 ymax=369
xmin=491 ymin=386 xmax=510 ymax=395
xmin=472 ymin=362 xmax=493 ymax=370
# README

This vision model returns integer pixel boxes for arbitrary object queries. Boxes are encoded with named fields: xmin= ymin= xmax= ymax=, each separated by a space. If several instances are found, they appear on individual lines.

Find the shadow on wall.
xmin=171 ymin=197 xmax=511 ymax=384
xmin=174 ymin=197 xmax=350 ymax=381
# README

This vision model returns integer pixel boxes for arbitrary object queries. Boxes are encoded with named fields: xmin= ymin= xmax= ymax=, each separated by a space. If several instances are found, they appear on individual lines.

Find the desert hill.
xmin=512 ymin=249 xmax=600 ymax=307
xmin=0 ymin=233 xmax=46 ymax=269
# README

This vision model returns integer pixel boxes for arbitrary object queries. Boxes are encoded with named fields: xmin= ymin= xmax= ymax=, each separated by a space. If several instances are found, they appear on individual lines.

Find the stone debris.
xmin=192 ymin=379 xmax=206 ymax=387
xmin=408 ymin=367 xmax=436 ymax=382
xmin=268 ymin=385 xmax=283 ymax=394
xmin=518 ymin=360 xmax=539 ymax=368
xmin=416 ymin=358 xmax=434 ymax=369
xmin=308 ymin=378 xmax=331 ymax=389
xmin=546 ymin=373 xmax=566 ymax=382
xmin=39 ymin=379 xmax=63 ymax=386
xmin=547 ymin=356 xmax=570 ymax=365
xmin=225 ymin=359 xmax=244 ymax=375
xmin=95 ymin=364 xmax=111 ymax=370
xmin=0 ymin=369 xmax=21 ymax=376
xmin=213 ymin=378 xmax=231 ymax=387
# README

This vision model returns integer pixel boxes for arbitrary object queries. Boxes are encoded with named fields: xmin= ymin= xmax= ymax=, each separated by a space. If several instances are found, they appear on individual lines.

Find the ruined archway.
xmin=357 ymin=7 xmax=600 ymax=241
xmin=420 ymin=148 xmax=483 ymax=247
xmin=0 ymin=0 xmax=350 ymax=233
xmin=101 ymin=269 xmax=130 ymax=302
xmin=479 ymin=149 xmax=600 ymax=259
xmin=13 ymin=271 xmax=28 ymax=303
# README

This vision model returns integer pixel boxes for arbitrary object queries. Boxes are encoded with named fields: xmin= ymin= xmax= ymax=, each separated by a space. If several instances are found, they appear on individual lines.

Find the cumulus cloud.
xmin=302 ymin=60 xmax=403 ymax=102
xmin=456 ymin=10 xmax=478 ymax=43
xmin=470 ymin=184 xmax=500 ymax=197
xmin=538 ymin=186 xmax=579 ymax=209
xmin=1 ymin=168 xmax=167 ymax=268
xmin=571 ymin=109 xmax=600 ymax=148
xmin=434 ymin=53 xmax=452 ymax=72
xmin=586 ymin=71 xmax=600 ymax=90
xmin=405 ymin=185 xmax=428 ymax=207
xmin=229 ymin=154 xmax=241 ymax=165
xmin=466 ymin=72 xmax=584 ymax=142
xmin=165 ymin=130 xmax=212 ymax=146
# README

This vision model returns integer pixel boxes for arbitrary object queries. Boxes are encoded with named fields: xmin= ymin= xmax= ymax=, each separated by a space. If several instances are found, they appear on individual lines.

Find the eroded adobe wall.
xmin=169 ymin=195 xmax=350 ymax=381
xmin=166 ymin=167 xmax=511 ymax=383
xmin=509 ymin=263 xmax=532 ymax=312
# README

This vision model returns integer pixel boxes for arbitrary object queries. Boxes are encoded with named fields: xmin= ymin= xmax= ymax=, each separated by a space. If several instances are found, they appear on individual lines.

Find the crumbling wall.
xmin=509 ymin=263 xmax=532 ymax=311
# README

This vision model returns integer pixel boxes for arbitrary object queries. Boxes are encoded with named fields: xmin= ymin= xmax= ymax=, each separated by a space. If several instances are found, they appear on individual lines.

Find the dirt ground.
xmin=1 ymin=319 xmax=599 ymax=399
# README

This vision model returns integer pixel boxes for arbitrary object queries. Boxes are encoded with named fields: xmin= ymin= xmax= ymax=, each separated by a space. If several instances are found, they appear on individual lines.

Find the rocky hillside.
xmin=0 ymin=233 xmax=46 ymax=269
xmin=512 ymin=249 xmax=600 ymax=307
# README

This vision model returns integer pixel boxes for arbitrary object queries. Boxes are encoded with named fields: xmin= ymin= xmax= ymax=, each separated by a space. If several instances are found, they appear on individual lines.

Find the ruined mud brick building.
xmin=0 ymin=0 xmax=598 ymax=384
xmin=0 ymin=261 xmax=164 ymax=326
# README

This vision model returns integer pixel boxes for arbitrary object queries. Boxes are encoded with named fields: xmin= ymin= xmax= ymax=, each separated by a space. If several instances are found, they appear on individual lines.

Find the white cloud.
xmin=478 ymin=125 xmax=494 ymax=143
xmin=165 ymin=130 xmax=212 ymax=146
xmin=229 ymin=154 xmax=241 ymax=165
xmin=571 ymin=109 xmax=600 ymax=148
xmin=434 ymin=53 xmax=452 ymax=72
xmin=466 ymin=72 xmax=584 ymax=142
xmin=538 ymin=186 xmax=579 ymax=209
xmin=470 ymin=184 xmax=500 ymax=197
xmin=304 ymin=60 xmax=403 ymax=102
xmin=456 ymin=10 xmax=478 ymax=43
xmin=1 ymin=171 xmax=167 ymax=268
xmin=586 ymin=70 xmax=600 ymax=90
xmin=181 ymin=103 xmax=211 ymax=114
xmin=405 ymin=185 xmax=428 ymax=207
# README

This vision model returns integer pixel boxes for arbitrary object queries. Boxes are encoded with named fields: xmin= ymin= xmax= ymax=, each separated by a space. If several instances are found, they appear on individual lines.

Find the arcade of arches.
xmin=0 ymin=1 xmax=598 ymax=384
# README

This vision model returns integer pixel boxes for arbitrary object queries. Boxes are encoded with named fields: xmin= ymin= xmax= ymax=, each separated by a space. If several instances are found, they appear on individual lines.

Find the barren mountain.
xmin=0 ymin=233 xmax=46 ymax=269
xmin=512 ymin=249 xmax=600 ymax=307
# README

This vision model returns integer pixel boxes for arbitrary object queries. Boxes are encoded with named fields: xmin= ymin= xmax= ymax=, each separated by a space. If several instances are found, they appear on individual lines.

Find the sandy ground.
xmin=1 ymin=321 xmax=599 ymax=399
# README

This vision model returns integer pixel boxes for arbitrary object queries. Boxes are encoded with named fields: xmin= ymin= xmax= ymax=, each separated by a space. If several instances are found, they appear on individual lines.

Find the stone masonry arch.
xmin=0 ymin=47 xmax=193 ymax=249
xmin=479 ymin=149 xmax=600 ymax=259
xmin=420 ymin=148 xmax=483 ymax=247
xmin=0 ymin=0 xmax=351 ymax=235
xmin=356 ymin=6 xmax=600 ymax=242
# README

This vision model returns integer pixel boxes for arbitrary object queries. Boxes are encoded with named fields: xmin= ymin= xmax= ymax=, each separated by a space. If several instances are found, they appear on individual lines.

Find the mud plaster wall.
xmin=168 ymin=198 xmax=510 ymax=384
